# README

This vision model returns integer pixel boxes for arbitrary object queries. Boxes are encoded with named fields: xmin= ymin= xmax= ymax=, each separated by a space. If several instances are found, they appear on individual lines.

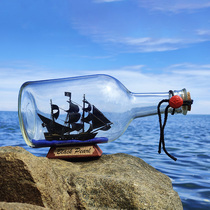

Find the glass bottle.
xmin=18 ymin=74 xmax=192 ymax=148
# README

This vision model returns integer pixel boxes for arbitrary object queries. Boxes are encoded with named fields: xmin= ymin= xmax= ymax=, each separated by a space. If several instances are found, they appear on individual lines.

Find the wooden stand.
xmin=46 ymin=144 xmax=103 ymax=160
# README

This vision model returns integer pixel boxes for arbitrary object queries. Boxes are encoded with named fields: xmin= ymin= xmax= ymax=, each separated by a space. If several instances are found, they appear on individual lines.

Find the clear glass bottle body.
xmin=18 ymin=74 xmax=189 ymax=148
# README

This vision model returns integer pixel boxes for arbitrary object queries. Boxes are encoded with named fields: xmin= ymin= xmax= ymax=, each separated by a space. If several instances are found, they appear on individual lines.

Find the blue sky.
xmin=0 ymin=0 xmax=210 ymax=114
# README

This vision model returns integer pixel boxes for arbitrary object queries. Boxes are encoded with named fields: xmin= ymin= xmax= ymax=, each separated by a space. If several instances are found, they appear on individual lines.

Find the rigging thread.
xmin=157 ymin=99 xmax=177 ymax=161
xmin=157 ymin=92 xmax=193 ymax=161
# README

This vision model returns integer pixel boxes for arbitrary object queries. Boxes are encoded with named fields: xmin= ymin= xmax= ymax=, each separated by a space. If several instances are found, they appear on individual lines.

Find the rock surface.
xmin=0 ymin=146 xmax=183 ymax=209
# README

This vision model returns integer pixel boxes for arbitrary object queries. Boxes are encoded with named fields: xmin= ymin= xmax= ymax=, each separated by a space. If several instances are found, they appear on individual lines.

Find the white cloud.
xmin=172 ymin=70 xmax=210 ymax=76
xmin=163 ymin=63 xmax=210 ymax=114
xmin=138 ymin=0 xmax=210 ymax=13
xmin=121 ymin=65 xmax=145 ymax=71
xmin=0 ymin=63 xmax=209 ymax=114
xmin=83 ymin=64 xmax=210 ymax=114
xmin=105 ymin=36 xmax=206 ymax=52
xmin=197 ymin=29 xmax=210 ymax=36
xmin=69 ymin=0 xmax=210 ymax=53
xmin=166 ymin=63 xmax=210 ymax=75
xmin=95 ymin=0 xmax=210 ymax=12
xmin=0 ymin=65 xmax=81 ymax=111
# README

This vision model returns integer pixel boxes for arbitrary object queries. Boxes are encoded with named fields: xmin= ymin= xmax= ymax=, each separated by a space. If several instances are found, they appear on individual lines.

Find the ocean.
xmin=0 ymin=111 xmax=210 ymax=209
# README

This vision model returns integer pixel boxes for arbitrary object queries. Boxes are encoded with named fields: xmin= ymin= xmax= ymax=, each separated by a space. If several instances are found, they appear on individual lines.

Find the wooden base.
xmin=46 ymin=144 xmax=103 ymax=160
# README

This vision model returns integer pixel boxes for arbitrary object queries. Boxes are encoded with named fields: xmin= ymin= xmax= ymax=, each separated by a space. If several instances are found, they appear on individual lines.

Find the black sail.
xmin=51 ymin=104 xmax=59 ymax=120
xmin=38 ymin=113 xmax=71 ymax=134
xmin=68 ymin=101 xmax=79 ymax=113
xmin=83 ymin=99 xmax=91 ymax=112
xmin=82 ymin=113 xmax=92 ymax=123
xmin=71 ymin=122 xmax=83 ymax=131
xmin=100 ymin=124 xmax=111 ymax=131
xmin=65 ymin=112 xmax=81 ymax=124
xmin=65 ymin=95 xmax=80 ymax=132
xmin=92 ymin=105 xmax=111 ymax=130
xmin=86 ymin=124 xmax=93 ymax=133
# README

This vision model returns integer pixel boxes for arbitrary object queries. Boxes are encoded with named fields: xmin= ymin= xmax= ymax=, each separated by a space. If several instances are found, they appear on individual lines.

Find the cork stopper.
xmin=187 ymin=92 xmax=192 ymax=111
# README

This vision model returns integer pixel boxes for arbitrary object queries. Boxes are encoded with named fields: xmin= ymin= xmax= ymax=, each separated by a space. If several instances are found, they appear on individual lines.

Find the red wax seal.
xmin=169 ymin=95 xmax=183 ymax=108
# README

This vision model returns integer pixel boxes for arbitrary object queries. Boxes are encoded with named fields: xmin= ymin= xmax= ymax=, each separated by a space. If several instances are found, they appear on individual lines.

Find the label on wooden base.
xmin=47 ymin=144 xmax=103 ymax=159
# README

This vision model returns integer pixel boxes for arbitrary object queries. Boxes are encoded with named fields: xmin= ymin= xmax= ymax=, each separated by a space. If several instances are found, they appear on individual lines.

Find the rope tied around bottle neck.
xmin=157 ymin=90 xmax=193 ymax=161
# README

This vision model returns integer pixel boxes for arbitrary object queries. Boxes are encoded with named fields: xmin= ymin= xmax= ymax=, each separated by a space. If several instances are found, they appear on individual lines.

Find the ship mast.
xmin=82 ymin=94 xmax=85 ymax=133
xmin=65 ymin=92 xmax=71 ymax=130
xmin=50 ymin=99 xmax=54 ymax=123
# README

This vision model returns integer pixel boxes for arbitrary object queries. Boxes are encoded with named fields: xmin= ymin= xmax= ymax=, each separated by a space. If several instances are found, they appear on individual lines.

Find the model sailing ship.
xmin=37 ymin=92 xmax=112 ymax=141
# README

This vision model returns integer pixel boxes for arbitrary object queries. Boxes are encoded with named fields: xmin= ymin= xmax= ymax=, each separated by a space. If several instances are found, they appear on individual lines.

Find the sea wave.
xmin=0 ymin=111 xmax=210 ymax=209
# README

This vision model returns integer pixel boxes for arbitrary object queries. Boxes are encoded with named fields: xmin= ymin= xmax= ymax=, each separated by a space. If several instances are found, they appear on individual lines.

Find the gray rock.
xmin=0 ymin=146 xmax=183 ymax=209
xmin=0 ymin=202 xmax=47 ymax=210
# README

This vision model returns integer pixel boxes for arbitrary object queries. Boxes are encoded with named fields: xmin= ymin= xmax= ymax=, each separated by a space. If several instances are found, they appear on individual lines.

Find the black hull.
xmin=44 ymin=132 xmax=97 ymax=141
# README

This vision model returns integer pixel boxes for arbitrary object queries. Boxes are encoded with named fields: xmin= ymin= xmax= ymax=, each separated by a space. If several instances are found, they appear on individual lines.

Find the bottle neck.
xmin=130 ymin=89 xmax=188 ymax=119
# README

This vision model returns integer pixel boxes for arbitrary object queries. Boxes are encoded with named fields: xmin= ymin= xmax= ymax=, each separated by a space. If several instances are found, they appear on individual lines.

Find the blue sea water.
xmin=0 ymin=111 xmax=210 ymax=209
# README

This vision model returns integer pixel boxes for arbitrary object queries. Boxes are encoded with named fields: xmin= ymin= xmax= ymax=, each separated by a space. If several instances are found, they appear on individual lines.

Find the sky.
xmin=0 ymin=0 xmax=210 ymax=114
